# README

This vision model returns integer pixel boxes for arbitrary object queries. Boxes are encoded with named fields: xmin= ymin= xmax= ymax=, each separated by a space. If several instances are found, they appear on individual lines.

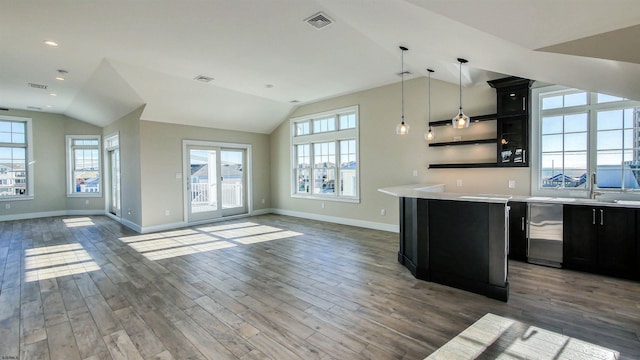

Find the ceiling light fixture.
xmin=452 ymin=58 xmax=470 ymax=128
xmin=55 ymin=77 xmax=65 ymax=81
xmin=395 ymin=46 xmax=409 ymax=135
xmin=425 ymin=68 xmax=435 ymax=141
xmin=49 ymin=93 xmax=57 ymax=97
xmin=43 ymin=40 xmax=58 ymax=47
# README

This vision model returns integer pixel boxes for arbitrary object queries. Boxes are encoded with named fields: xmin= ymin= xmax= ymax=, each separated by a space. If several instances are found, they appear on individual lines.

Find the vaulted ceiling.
xmin=1 ymin=0 xmax=639 ymax=134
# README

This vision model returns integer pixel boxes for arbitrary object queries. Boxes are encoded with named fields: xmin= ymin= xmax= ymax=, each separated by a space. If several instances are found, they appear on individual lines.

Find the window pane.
xmin=314 ymin=142 xmax=335 ymax=167
xmin=623 ymin=108 xmax=634 ymax=128
xmin=339 ymin=113 xmax=356 ymax=129
xmin=296 ymin=168 xmax=310 ymax=193
xmin=541 ymin=134 xmax=563 ymax=152
xmin=597 ymin=110 xmax=623 ymax=130
xmin=340 ymin=169 xmax=357 ymax=196
xmin=541 ymin=116 xmax=562 ymax=134
xmin=597 ymin=93 xmax=624 ymax=103
xmin=624 ymin=129 xmax=634 ymax=149
xmin=564 ymin=113 xmax=587 ymax=132
xmin=597 ymin=130 xmax=622 ymax=150
xmin=0 ymin=122 xmax=10 ymax=132
xmin=564 ymin=92 xmax=587 ymax=107
xmin=295 ymin=121 xmax=310 ymax=136
xmin=564 ymin=133 xmax=587 ymax=151
xmin=313 ymin=168 xmax=335 ymax=194
xmin=597 ymin=150 xmax=622 ymax=165
xmin=542 ymin=95 xmax=563 ymax=110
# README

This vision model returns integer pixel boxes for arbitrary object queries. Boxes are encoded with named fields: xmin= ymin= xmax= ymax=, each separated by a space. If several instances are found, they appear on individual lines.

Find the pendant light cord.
xmin=458 ymin=60 xmax=462 ymax=111
xmin=428 ymin=70 xmax=431 ymax=122
xmin=401 ymin=48 xmax=405 ymax=123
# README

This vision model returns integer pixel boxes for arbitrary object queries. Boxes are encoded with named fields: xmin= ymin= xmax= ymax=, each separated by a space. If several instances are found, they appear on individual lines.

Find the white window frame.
xmin=0 ymin=115 xmax=34 ymax=201
xmin=66 ymin=135 xmax=102 ymax=197
xmin=290 ymin=105 xmax=360 ymax=203
xmin=531 ymin=85 xmax=640 ymax=198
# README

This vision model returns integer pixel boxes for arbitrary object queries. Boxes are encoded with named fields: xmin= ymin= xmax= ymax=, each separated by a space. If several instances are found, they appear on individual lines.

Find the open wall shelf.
xmin=428 ymin=138 xmax=497 ymax=147
xmin=428 ymin=113 xmax=497 ymax=127
xmin=429 ymin=162 xmax=498 ymax=169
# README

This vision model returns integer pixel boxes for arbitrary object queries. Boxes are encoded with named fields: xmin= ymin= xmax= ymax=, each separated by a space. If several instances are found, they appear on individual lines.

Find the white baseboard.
xmin=0 ymin=209 xmax=104 ymax=222
xmin=1 ymin=208 xmax=399 ymax=234
xmin=271 ymin=208 xmax=399 ymax=233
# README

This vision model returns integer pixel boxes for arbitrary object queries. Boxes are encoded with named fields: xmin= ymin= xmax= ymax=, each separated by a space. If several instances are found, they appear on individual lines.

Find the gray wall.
xmin=0 ymin=109 xmax=104 ymax=218
xmin=270 ymin=77 xmax=532 ymax=228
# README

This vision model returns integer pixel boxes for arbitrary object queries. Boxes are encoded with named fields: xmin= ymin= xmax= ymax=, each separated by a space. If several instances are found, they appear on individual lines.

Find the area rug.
xmin=426 ymin=313 xmax=619 ymax=359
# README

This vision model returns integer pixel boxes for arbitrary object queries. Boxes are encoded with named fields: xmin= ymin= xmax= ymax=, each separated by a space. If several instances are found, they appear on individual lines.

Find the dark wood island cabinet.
xmin=394 ymin=191 xmax=510 ymax=302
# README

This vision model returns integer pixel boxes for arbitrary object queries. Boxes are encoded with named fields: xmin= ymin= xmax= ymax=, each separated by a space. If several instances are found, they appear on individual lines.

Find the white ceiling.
xmin=1 ymin=0 xmax=640 ymax=134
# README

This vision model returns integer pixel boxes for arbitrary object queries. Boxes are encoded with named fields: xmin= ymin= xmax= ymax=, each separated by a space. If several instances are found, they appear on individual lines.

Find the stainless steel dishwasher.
xmin=527 ymin=203 xmax=563 ymax=267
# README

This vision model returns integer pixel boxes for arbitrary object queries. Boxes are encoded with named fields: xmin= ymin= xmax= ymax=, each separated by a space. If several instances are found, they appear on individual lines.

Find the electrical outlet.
xmin=456 ymin=179 xmax=463 ymax=187
xmin=261 ymin=198 xmax=265 ymax=204
xmin=85 ymin=199 xmax=89 ymax=205
xmin=321 ymin=202 xmax=325 ymax=209
xmin=412 ymin=170 xmax=418 ymax=177
xmin=508 ymin=180 xmax=516 ymax=189
xmin=165 ymin=210 xmax=170 ymax=216
xmin=4 ymin=203 xmax=10 ymax=210
xmin=380 ymin=208 xmax=386 ymax=216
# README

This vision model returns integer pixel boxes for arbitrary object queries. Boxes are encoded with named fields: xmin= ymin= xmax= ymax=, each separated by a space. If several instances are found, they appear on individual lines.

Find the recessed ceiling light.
xmin=44 ymin=40 xmax=58 ymax=47
xmin=55 ymin=77 xmax=65 ymax=81
xmin=49 ymin=93 xmax=57 ymax=97
xmin=45 ymin=105 xmax=53 ymax=108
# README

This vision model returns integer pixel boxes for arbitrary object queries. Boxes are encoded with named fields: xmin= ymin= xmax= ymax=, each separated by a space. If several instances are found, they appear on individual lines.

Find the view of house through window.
xmin=67 ymin=136 xmax=101 ymax=196
xmin=535 ymin=87 xmax=640 ymax=192
xmin=291 ymin=106 xmax=359 ymax=201
xmin=0 ymin=117 xmax=31 ymax=197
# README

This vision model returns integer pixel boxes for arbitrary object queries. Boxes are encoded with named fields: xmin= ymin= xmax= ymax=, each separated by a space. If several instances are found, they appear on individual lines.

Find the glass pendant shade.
xmin=452 ymin=108 xmax=470 ymax=128
xmin=425 ymin=126 xmax=434 ymax=141
xmin=452 ymin=58 xmax=470 ymax=129
xmin=396 ymin=46 xmax=409 ymax=135
xmin=396 ymin=120 xmax=409 ymax=135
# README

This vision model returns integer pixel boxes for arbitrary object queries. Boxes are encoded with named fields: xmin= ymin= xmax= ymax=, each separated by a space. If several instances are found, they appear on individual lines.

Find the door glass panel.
xmin=221 ymin=150 xmax=243 ymax=209
xmin=190 ymin=149 xmax=218 ymax=214
xmin=110 ymin=149 xmax=121 ymax=215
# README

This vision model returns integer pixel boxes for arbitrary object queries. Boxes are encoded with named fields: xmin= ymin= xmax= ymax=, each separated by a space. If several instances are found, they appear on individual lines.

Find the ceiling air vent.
xmin=28 ymin=82 xmax=48 ymax=90
xmin=193 ymin=75 xmax=214 ymax=83
xmin=26 ymin=106 xmax=42 ymax=111
xmin=305 ymin=12 xmax=333 ymax=30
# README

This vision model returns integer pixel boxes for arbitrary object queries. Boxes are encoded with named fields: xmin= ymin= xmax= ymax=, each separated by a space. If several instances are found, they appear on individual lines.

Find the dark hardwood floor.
xmin=0 ymin=214 xmax=638 ymax=359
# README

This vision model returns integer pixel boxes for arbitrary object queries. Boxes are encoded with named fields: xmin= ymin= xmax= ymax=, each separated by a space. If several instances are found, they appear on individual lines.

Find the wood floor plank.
xmin=68 ymin=307 xmax=110 ymax=359
xmin=114 ymin=306 xmax=168 ymax=359
xmin=46 ymin=320 xmax=82 ymax=360
xmin=2 ymin=214 xmax=639 ymax=359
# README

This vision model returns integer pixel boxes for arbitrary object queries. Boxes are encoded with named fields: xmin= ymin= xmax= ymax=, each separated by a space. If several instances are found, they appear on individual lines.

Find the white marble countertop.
xmin=379 ymin=184 xmax=640 ymax=208
xmin=378 ymin=184 xmax=512 ymax=204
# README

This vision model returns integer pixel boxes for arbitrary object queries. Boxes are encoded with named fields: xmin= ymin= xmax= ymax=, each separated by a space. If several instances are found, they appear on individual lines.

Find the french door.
xmin=185 ymin=142 xmax=247 ymax=223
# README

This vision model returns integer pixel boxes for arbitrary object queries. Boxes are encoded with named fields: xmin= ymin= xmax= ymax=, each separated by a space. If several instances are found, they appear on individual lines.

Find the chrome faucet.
xmin=589 ymin=172 xmax=602 ymax=199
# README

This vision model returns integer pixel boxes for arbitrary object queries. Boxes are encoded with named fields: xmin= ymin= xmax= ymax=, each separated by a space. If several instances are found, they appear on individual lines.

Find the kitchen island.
xmin=379 ymin=184 xmax=511 ymax=301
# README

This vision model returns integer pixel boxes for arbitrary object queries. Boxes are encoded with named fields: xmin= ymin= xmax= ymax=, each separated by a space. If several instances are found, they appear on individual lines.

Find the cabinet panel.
xmin=497 ymin=88 xmax=528 ymax=116
xmin=498 ymin=116 xmax=528 ymax=166
xmin=508 ymin=202 xmax=527 ymax=261
xmin=597 ymin=207 xmax=636 ymax=276
xmin=563 ymin=205 xmax=637 ymax=279
xmin=563 ymin=205 xmax=598 ymax=269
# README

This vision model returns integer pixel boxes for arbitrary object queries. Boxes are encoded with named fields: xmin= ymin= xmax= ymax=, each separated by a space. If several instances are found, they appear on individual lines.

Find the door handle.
xmin=600 ymin=209 xmax=604 ymax=226
xmin=521 ymin=216 xmax=525 ymax=231
xmin=522 ymin=97 xmax=525 ymax=111
xmin=592 ymin=209 xmax=596 ymax=225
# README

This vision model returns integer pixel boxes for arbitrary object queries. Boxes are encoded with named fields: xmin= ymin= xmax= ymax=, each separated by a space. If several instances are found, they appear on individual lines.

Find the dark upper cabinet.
xmin=508 ymin=201 xmax=527 ymax=261
xmin=496 ymin=87 xmax=528 ymax=116
xmin=564 ymin=205 xmax=637 ymax=279
xmin=488 ymin=77 xmax=534 ymax=167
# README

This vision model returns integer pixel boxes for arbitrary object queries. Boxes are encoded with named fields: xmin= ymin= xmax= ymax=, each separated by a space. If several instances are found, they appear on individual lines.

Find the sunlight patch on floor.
xmin=118 ymin=221 xmax=303 ymax=261
xmin=24 ymin=243 xmax=100 ymax=282
xmin=62 ymin=217 xmax=95 ymax=228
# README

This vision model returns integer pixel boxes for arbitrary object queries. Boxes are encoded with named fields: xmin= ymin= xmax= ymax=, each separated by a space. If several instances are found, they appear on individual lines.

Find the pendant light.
xmin=395 ymin=46 xmax=410 ymax=135
xmin=452 ymin=58 xmax=470 ymax=128
xmin=425 ymin=68 xmax=435 ymax=141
